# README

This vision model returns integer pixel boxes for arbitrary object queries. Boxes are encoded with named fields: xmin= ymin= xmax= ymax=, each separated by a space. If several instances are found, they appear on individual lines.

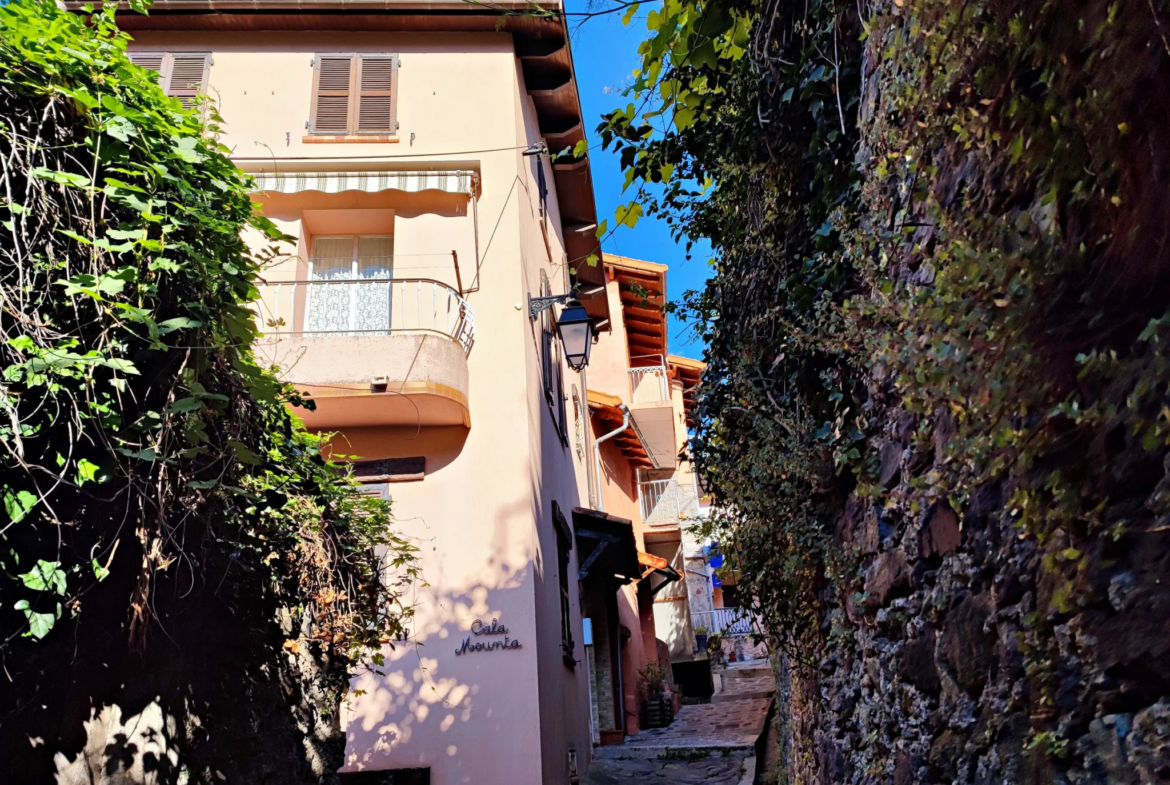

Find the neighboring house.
xmin=580 ymin=256 xmax=712 ymax=733
xmin=120 ymin=2 xmax=626 ymax=783
xmin=685 ymin=492 xmax=771 ymax=664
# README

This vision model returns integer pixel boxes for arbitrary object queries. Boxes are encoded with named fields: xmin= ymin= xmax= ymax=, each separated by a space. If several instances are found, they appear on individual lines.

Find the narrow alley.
xmin=584 ymin=663 xmax=775 ymax=784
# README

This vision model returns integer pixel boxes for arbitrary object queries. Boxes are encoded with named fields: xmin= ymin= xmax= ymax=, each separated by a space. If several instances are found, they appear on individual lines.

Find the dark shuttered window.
xmin=310 ymin=54 xmax=399 ymax=136
xmin=128 ymin=52 xmax=211 ymax=110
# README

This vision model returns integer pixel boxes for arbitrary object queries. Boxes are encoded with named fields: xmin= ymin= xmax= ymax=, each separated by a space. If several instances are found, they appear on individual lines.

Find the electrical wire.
xmin=230 ymin=144 xmax=531 ymax=163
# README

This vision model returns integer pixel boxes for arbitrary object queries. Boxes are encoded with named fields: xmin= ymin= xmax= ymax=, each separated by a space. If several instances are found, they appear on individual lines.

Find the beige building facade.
xmin=122 ymin=3 xmax=704 ymax=780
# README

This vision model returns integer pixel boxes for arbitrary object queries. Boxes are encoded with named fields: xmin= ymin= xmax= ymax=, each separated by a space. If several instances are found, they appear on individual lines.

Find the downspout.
xmin=582 ymin=367 xmax=596 ymax=508
xmin=591 ymin=404 xmax=630 ymax=513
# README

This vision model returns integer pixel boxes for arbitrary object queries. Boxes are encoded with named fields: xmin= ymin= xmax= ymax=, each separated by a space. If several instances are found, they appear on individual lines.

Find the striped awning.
xmin=250 ymin=170 xmax=475 ymax=196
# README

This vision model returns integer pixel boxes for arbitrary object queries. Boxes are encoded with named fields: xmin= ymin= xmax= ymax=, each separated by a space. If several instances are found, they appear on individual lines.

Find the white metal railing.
xmin=253 ymin=277 xmax=475 ymax=354
xmin=691 ymin=608 xmax=756 ymax=637
xmin=638 ymin=477 xmax=700 ymax=525
xmin=629 ymin=365 xmax=670 ymax=403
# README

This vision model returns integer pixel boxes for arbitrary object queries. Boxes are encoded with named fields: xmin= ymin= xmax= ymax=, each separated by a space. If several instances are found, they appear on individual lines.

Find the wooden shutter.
xmin=127 ymin=52 xmax=166 ymax=87
xmin=311 ymin=55 xmax=355 ymax=134
xmin=127 ymin=52 xmax=209 ymax=107
xmin=355 ymin=55 xmax=398 ymax=134
xmin=165 ymin=54 xmax=211 ymax=109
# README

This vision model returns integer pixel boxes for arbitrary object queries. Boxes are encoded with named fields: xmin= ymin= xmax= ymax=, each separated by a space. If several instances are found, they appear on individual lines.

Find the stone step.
xmin=721 ymin=665 xmax=772 ymax=680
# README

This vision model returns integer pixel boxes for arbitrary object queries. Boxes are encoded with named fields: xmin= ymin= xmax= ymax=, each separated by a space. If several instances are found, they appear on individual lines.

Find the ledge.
xmin=302 ymin=135 xmax=400 ymax=144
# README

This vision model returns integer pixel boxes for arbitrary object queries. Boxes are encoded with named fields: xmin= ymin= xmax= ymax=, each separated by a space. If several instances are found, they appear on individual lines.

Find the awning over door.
xmin=250 ymin=170 xmax=476 ymax=196
xmin=572 ymin=507 xmax=641 ymax=584
xmin=638 ymin=551 xmax=682 ymax=596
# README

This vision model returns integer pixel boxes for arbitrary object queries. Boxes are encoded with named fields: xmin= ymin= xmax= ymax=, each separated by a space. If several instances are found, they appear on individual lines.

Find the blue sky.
xmin=564 ymin=2 xmax=713 ymax=361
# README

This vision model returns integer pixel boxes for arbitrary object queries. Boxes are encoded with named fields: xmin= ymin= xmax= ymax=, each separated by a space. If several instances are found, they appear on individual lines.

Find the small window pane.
xmin=307 ymin=237 xmax=354 ymax=333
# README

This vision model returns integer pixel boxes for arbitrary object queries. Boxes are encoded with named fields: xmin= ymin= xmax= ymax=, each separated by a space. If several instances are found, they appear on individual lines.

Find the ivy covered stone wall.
xmin=597 ymin=0 xmax=1170 ymax=781
xmin=771 ymin=2 xmax=1170 ymax=782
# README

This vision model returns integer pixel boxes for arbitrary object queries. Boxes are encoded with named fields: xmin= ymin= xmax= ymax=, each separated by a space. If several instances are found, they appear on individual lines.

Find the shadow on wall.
xmin=339 ymin=486 xmax=539 ymax=776
xmin=651 ymin=595 xmax=693 ymax=662
xmin=340 ymin=568 xmax=531 ymax=773
xmin=322 ymin=425 xmax=470 ymax=477
xmin=0 ymin=523 xmax=350 ymax=785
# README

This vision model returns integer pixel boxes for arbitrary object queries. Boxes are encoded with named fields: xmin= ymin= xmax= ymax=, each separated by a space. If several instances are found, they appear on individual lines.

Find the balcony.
xmin=253 ymin=277 xmax=474 ymax=430
xmin=637 ymin=478 xmax=700 ymax=529
xmin=691 ymin=608 xmax=758 ymax=637
xmin=626 ymin=365 xmax=677 ymax=467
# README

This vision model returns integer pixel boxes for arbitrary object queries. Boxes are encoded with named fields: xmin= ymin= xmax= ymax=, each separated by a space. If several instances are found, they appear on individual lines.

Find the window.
xmin=553 ymin=502 xmax=575 ymax=665
xmin=539 ymin=272 xmax=568 ymax=446
xmin=306 ymin=235 xmax=394 ymax=333
xmin=127 ymin=52 xmax=211 ymax=109
xmin=721 ymin=584 xmax=743 ymax=609
xmin=310 ymin=54 xmax=399 ymax=136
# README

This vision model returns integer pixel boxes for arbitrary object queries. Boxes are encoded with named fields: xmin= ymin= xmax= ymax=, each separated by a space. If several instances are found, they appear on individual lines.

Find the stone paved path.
xmin=583 ymin=750 xmax=749 ymax=784
xmin=615 ymin=698 xmax=772 ymax=751
xmin=582 ymin=661 xmax=774 ymax=784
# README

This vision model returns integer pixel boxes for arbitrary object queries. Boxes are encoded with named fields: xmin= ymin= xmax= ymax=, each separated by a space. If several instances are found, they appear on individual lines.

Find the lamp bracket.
xmin=528 ymin=290 xmax=579 ymax=320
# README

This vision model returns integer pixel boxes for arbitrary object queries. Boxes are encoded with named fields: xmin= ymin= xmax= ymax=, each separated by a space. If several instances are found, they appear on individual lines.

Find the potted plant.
xmin=707 ymin=632 xmax=724 ymax=666
xmin=693 ymin=626 xmax=710 ymax=654
xmin=639 ymin=662 xmax=674 ymax=728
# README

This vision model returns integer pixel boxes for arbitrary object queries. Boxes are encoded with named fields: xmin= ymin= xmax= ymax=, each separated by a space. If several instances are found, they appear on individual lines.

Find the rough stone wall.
xmin=778 ymin=455 xmax=1170 ymax=784
xmin=769 ymin=4 xmax=1170 ymax=783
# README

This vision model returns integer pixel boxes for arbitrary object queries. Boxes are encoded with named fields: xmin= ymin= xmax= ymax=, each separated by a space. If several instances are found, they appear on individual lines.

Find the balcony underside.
xmin=293 ymin=381 xmax=469 ymax=430
xmin=628 ymin=402 xmax=677 ymax=468
xmin=258 ymin=333 xmax=470 ymax=430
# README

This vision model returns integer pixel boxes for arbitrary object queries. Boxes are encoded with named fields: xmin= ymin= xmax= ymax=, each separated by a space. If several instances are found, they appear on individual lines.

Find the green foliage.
xmin=600 ymin=0 xmax=866 ymax=646
xmin=0 ymin=1 xmax=417 ymax=660
xmin=603 ymin=0 xmax=1170 ymax=684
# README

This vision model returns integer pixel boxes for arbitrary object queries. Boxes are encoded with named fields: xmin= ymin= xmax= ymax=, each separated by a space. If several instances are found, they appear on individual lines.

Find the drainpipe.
xmin=592 ymin=404 xmax=630 ymax=513
xmin=582 ymin=366 xmax=596 ymax=508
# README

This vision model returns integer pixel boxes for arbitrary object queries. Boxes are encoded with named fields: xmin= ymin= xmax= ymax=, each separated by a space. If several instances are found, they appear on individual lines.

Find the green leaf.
xmin=166 ymin=397 xmax=203 ymax=414
xmin=7 ymin=336 xmax=36 ymax=353
xmin=31 ymin=167 xmax=91 ymax=188
xmin=76 ymin=458 xmax=101 ymax=486
xmin=595 ymin=219 xmax=609 ymax=238
xmin=615 ymin=202 xmax=643 ymax=229
xmin=117 ymin=447 xmax=157 ymax=461
xmin=172 ymin=137 xmax=205 ymax=163
xmin=157 ymin=317 xmax=202 ymax=334
xmin=186 ymin=479 xmax=219 ymax=490
xmin=92 ymin=558 xmax=110 ymax=582
xmin=621 ymin=2 xmax=640 ymax=25
xmin=228 ymin=439 xmax=262 ymax=466
xmin=105 ymin=116 xmax=137 ymax=143
xmin=56 ymin=229 xmax=93 ymax=246
xmin=100 ymin=358 xmax=140 ymax=375
xmin=56 ymin=268 xmax=136 ymax=298
xmin=14 ymin=600 xmax=57 ymax=640
xmin=20 ymin=560 xmax=67 ymax=596
xmin=4 ymin=489 xmax=37 ymax=524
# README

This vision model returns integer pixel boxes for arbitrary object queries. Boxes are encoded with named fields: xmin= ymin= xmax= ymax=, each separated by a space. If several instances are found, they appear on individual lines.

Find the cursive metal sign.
xmin=455 ymin=617 xmax=523 ymax=655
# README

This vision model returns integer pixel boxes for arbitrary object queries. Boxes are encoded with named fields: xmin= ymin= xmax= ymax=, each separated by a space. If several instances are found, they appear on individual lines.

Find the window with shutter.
xmin=127 ymin=52 xmax=210 ymax=108
xmin=310 ymin=54 xmax=398 ymax=136
xmin=167 ymin=54 xmax=211 ymax=110
xmin=127 ymin=52 xmax=165 ymax=85
xmin=311 ymin=55 xmax=354 ymax=134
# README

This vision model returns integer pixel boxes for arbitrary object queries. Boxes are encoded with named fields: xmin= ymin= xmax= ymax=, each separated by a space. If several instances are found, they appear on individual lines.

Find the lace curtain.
xmin=305 ymin=235 xmax=394 ymax=333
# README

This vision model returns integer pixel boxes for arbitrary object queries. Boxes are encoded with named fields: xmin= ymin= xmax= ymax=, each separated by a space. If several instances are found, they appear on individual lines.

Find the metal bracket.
xmin=528 ymin=290 xmax=578 ymax=320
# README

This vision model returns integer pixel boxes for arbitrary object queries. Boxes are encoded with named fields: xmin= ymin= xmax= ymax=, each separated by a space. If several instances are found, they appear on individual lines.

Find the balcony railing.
xmin=629 ymin=365 xmax=670 ymax=404
xmin=638 ymin=478 xmax=699 ymax=525
xmin=691 ymin=608 xmax=757 ymax=637
xmin=254 ymin=277 xmax=475 ymax=354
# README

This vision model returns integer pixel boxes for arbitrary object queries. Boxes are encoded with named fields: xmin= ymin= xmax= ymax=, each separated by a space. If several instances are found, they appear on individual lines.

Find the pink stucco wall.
xmin=126 ymin=29 xmax=595 ymax=784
